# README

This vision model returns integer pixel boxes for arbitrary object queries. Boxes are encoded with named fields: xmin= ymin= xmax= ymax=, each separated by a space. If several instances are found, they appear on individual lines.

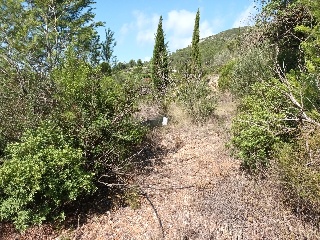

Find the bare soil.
xmin=2 ymin=93 xmax=320 ymax=239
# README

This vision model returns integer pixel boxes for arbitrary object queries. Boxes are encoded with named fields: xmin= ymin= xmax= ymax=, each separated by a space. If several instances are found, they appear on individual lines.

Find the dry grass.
xmin=2 ymin=91 xmax=320 ymax=239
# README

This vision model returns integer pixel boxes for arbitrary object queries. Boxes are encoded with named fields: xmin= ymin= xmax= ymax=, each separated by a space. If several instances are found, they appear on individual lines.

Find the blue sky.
xmin=93 ymin=0 xmax=257 ymax=63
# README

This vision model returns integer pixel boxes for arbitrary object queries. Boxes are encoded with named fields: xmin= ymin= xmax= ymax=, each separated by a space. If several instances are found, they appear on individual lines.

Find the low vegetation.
xmin=0 ymin=0 xmax=215 ymax=232
xmin=1 ymin=0 xmax=320 ymax=236
xmin=219 ymin=0 xmax=320 ymax=216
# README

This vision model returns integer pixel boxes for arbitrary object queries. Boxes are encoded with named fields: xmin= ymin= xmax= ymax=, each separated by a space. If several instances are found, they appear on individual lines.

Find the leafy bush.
xmin=52 ymin=52 xmax=147 ymax=175
xmin=0 ymin=79 xmax=37 ymax=154
xmin=219 ymin=46 xmax=274 ymax=97
xmin=221 ymin=43 xmax=300 ymax=171
xmin=218 ymin=59 xmax=237 ymax=91
xmin=0 ymin=51 xmax=147 ymax=231
xmin=276 ymin=128 xmax=320 ymax=214
xmin=0 ymin=121 xmax=94 ymax=231
xmin=176 ymin=79 xmax=216 ymax=123
xmin=231 ymin=80 xmax=297 ymax=171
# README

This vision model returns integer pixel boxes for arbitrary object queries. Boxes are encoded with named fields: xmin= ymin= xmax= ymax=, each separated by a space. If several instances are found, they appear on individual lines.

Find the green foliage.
xmin=231 ymin=79 xmax=298 ymax=171
xmin=221 ymin=46 xmax=274 ymax=97
xmin=256 ymin=0 xmax=312 ymax=71
xmin=100 ymin=61 xmax=112 ymax=76
xmin=298 ymin=0 xmax=320 ymax=91
xmin=0 ymin=49 xmax=147 ymax=230
xmin=285 ymin=70 xmax=320 ymax=122
xmin=0 ymin=0 xmax=103 ymax=73
xmin=272 ymin=2 xmax=320 ymax=210
xmin=0 ymin=0 xmax=105 ymax=151
xmin=129 ymin=59 xmax=136 ymax=68
xmin=191 ymin=9 xmax=201 ymax=73
xmin=102 ymin=28 xmax=117 ymax=64
xmin=276 ymin=129 xmax=320 ymax=213
xmin=218 ymin=60 xmax=237 ymax=91
xmin=170 ymin=27 xmax=250 ymax=75
xmin=152 ymin=16 xmax=169 ymax=93
xmin=0 ymin=77 xmax=36 ymax=152
xmin=231 ymin=0 xmax=320 ymax=175
xmin=137 ymin=59 xmax=143 ymax=67
xmin=0 ymin=0 xmax=149 ymax=232
xmin=0 ymin=122 xmax=94 ymax=231
xmin=52 ymin=51 xmax=146 ymax=174
xmin=220 ymin=45 xmax=293 ymax=168
xmin=176 ymin=79 xmax=216 ymax=123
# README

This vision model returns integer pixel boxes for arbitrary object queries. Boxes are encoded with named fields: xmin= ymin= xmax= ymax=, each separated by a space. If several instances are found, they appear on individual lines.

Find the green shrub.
xmin=52 ymin=52 xmax=147 ymax=175
xmin=0 ymin=121 xmax=94 ymax=231
xmin=220 ymin=46 xmax=274 ymax=97
xmin=276 ymin=129 xmax=320 ymax=213
xmin=176 ymin=79 xmax=216 ymax=123
xmin=218 ymin=59 xmax=237 ymax=91
xmin=231 ymin=80 xmax=297 ymax=171
xmin=0 ymin=80 xmax=37 ymax=153
xmin=0 ymin=52 xmax=148 ymax=231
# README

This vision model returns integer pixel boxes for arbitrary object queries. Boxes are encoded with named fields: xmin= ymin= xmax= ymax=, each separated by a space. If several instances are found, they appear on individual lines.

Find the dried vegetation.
xmin=1 ymin=93 xmax=320 ymax=239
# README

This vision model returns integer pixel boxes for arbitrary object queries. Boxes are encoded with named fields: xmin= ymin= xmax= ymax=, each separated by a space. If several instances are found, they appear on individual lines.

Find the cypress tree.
xmin=152 ymin=16 xmax=169 ymax=93
xmin=191 ymin=9 xmax=202 ymax=75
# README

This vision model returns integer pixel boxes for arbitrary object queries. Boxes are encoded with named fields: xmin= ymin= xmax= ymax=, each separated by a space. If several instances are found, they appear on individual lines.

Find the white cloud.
xmin=200 ymin=20 xmax=214 ymax=39
xmin=119 ymin=11 xmax=159 ymax=45
xmin=133 ymin=11 xmax=159 ymax=45
xmin=165 ymin=10 xmax=194 ymax=36
xmin=164 ymin=10 xmax=217 ymax=50
xmin=232 ymin=3 xmax=256 ymax=28
xmin=120 ymin=23 xmax=130 ymax=35
xmin=120 ymin=9 xmax=223 ymax=52
xmin=169 ymin=36 xmax=192 ymax=50
xmin=164 ymin=10 xmax=194 ymax=50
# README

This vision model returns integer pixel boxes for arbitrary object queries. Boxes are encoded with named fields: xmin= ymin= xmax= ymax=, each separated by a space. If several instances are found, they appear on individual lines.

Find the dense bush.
xmin=231 ymin=79 xmax=297 ymax=171
xmin=227 ymin=0 xmax=320 ymax=219
xmin=52 ymin=52 xmax=146 ymax=175
xmin=0 ymin=79 xmax=37 ymax=155
xmin=176 ymin=78 xmax=216 ymax=123
xmin=218 ymin=46 xmax=274 ymax=97
xmin=0 ymin=0 xmax=149 ymax=231
xmin=0 ymin=52 xmax=147 ymax=230
xmin=0 ymin=122 xmax=94 ymax=231
xmin=218 ymin=44 xmax=288 ymax=170
xmin=217 ymin=59 xmax=237 ymax=91
xmin=276 ymin=128 xmax=320 ymax=214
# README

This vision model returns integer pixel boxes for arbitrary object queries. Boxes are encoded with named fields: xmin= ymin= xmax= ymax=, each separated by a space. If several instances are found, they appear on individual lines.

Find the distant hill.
xmin=170 ymin=26 xmax=251 ymax=73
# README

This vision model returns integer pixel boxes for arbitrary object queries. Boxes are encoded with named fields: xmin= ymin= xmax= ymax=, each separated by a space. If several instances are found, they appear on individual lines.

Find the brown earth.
xmin=2 ymin=93 xmax=320 ymax=239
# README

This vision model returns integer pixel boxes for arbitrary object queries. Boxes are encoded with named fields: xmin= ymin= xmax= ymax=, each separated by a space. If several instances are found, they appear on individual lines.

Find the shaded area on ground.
xmin=1 ymin=92 xmax=320 ymax=239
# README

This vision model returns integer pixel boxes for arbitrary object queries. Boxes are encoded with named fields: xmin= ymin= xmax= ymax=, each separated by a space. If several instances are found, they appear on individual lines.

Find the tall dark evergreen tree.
xmin=152 ymin=16 xmax=169 ymax=93
xmin=191 ymin=9 xmax=202 ymax=75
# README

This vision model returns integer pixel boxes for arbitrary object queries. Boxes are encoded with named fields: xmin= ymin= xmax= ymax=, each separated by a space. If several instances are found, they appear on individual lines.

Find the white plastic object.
xmin=162 ymin=117 xmax=168 ymax=126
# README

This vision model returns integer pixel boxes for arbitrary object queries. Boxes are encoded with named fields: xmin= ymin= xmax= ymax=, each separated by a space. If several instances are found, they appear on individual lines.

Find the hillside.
xmin=170 ymin=27 xmax=250 ymax=73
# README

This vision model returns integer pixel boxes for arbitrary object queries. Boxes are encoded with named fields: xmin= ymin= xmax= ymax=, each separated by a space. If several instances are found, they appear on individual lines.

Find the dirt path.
xmin=57 ymin=93 xmax=319 ymax=239
xmin=3 ymin=93 xmax=320 ymax=239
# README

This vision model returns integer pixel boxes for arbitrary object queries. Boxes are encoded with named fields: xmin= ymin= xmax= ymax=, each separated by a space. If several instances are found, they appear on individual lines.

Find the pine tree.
xmin=191 ymin=9 xmax=202 ymax=76
xmin=152 ymin=16 xmax=169 ymax=93
xmin=102 ymin=28 xmax=117 ymax=64
xmin=0 ymin=0 xmax=103 ymax=144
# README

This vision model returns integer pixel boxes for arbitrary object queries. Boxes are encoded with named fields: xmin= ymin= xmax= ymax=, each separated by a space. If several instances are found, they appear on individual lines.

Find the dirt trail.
xmin=3 ymin=93 xmax=320 ymax=239
xmin=59 ymin=93 xmax=319 ymax=239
